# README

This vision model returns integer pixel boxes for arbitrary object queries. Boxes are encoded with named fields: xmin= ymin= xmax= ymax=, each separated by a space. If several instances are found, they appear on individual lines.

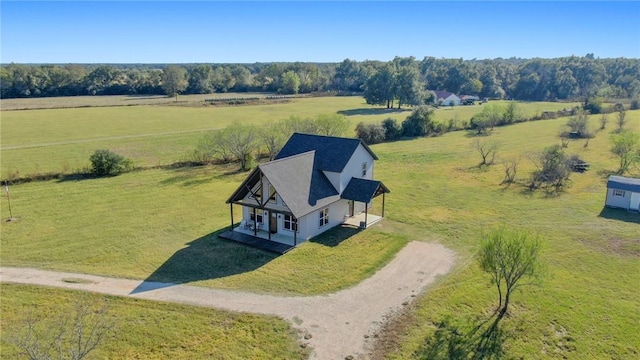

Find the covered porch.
xmin=218 ymin=229 xmax=295 ymax=254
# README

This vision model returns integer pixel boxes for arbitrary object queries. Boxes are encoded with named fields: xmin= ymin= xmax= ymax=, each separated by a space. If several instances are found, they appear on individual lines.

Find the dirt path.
xmin=1 ymin=241 xmax=455 ymax=359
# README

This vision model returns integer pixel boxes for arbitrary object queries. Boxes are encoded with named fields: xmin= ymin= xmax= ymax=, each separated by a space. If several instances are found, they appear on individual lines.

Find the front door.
xmin=270 ymin=212 xmax=278 ymax=233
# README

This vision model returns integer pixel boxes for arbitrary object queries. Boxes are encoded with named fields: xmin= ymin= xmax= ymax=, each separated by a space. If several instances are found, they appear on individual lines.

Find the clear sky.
xmin=1 ymin=1 xmax=639 ymax=63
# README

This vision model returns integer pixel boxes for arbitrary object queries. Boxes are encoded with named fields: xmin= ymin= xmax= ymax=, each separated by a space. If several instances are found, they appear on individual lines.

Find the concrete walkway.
xmin=1 ymin=241 xmax=455 ymax=360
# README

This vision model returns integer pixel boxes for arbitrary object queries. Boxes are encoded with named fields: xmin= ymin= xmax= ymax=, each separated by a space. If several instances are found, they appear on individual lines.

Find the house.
xmin=433 ymin=91 xmax=461 ymax=106
xmin=605 ymin=175 xmax=640 ymax=211
xmin=221 ymin=133 xmax=390 ymax=253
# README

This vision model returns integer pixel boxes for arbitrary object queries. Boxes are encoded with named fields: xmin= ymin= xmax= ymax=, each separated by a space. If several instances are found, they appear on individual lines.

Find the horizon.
xmin=1 ymin=1 xmax=639 ymax=63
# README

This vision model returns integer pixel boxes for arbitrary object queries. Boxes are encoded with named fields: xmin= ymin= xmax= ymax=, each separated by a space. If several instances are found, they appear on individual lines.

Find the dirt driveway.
xmin=1 ymin=241 xmax=455 ymax=359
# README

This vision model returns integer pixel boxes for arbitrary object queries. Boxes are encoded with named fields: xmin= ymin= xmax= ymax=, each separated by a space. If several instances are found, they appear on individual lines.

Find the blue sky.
xmin=1 ymin=1 xmax=639 ymax=63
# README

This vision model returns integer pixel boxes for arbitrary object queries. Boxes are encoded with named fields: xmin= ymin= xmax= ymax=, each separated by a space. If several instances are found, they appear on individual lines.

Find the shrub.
xmin=381 ymin=118 xmax=401 ymax=140
xmin=401 ymin=106 xmax=436 ymax=137
xmin=89 ymin=150 xmax=133 ymax=176
xmin=630 ymin=97 xmax=640 ymax=110
xmin=355 ymin=122 xmax=386 ymax=145
xmin=584 ymin=97 xmax=603 ymax=114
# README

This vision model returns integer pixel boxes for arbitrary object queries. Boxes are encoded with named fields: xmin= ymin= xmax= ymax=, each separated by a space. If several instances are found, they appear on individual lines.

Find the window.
xmin=249 ymin=185 xmax=262 ymax=202
xmin=613 ymin=189 xmax=625 ymax=197
xmin=250 ymin=212 xmax=263 ymax=223
xmin=319 ymin=207 xmax=329 ymax=227
xmin=362 ymin=162 xmax=368 ymax=177
xmin=283 ymin=214 xmax=296 ymax=231
xmin=268 ymin=185 xmax=277 ymax=203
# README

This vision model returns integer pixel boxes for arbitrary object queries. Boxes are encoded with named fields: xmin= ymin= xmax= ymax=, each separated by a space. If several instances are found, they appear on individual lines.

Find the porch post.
xmin=382 ymin=192 xmax=386 ymax=218
xmin=294 ymin=217 xmax=297 ymax=246
xmin=230 ymin=203 xmax=234 ymax=230
xmin=253 ymin=207 xmax=257 ymax=236
xmin=364 ymin=203 xmax=368 ymax=229
xmin=268 ymin=211 xmax=271 ymax=240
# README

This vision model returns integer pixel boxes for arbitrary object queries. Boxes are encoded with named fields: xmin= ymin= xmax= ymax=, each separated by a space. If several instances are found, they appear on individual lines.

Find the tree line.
xmin=2 ymin=55 xmax=639 ymax=102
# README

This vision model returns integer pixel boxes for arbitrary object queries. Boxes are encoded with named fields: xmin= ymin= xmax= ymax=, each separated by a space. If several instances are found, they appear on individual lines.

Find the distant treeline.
xmin=1 ymin=55 xmax=639 ymax=102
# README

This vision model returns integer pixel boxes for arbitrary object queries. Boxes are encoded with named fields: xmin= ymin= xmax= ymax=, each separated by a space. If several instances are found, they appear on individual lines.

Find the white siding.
xmin=298 ymin=200 xmax=350 ymax=241
xmin=605 ymin=188 xmax=632 ymax=209
xmin=339 ymin=144 xmax=375 ymax=192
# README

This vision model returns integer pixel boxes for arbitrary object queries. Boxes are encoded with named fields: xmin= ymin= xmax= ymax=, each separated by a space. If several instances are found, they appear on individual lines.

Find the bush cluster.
xmin=89 ymin=150 xmax=133 ymax=176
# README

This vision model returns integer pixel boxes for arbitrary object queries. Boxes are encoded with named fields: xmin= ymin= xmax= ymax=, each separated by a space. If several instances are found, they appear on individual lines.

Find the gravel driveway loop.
xmin=1 ymin=241 xmax=455 ymax=359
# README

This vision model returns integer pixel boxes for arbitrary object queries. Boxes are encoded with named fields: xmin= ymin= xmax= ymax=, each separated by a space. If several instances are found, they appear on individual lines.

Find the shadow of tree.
xmin=598 ymin=207 xmax=640 ymax=224
xmin=309 ymin=225 xmax=362 ymax=247
xmin=337 ymin=108 xmax=408 ymax=116
xmin=131 ymin=227 xmax=278 ymax=294
xmin=414 ymin=315 xmax=506 ymax=360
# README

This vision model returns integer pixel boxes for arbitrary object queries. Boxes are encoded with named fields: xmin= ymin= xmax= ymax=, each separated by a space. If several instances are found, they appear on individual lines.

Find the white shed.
xmin=605 ymin=175 xmax=640 ymax=211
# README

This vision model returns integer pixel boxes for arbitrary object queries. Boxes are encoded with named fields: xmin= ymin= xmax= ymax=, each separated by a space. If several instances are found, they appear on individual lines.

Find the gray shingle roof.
xmin=607 ymin=175 xmax=640 ymax=192
xmin=341 ymin=178 xmax=390 ymax=203
xmin=259 ymin=151 xmax=339 ymax=218
xmin=275 ymin=133 xmax=378 ymax=173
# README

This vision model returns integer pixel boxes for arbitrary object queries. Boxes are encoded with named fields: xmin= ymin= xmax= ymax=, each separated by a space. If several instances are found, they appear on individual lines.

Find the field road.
xmin=1 ymin=127 xmax=221 ymax=150
xmin=1 ymin=241 xmax=455 ymax=360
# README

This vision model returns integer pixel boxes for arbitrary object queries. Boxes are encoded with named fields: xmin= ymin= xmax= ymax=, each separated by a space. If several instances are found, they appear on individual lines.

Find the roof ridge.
xmin=260 ymin=150 xmax=315 ymax=167
xmin=292 ymin=132 xmax=360 ymax=141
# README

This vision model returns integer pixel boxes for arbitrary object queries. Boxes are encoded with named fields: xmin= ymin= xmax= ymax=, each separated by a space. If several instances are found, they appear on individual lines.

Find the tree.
xmin=225 ymin=124 xmax=260 ymax=171
xmin=610 ymin=131 xmax=640 ymax=174
xmin=477 ymin=227 xmax=543 ymax=319
xmin=564 ymin=109 xmax=592 ymax=138
xmin=10 ymin=297 xmax=114 ymax=360
xmin=364 ymin=63 xmax=396 ymax=108
xmin=473 ymin=139 xmax=499 ymax=167
xmin=161 ymin=65 xmax=187 ymax=100
xmin=530 ymin=145 xmax=571 ymax=191
xmin=401 ymin=106 xmax=436 ymax=137
xmin=502 ymin=102 xmax=522 ymax=124
xmin=89 ymin=149 xmax=133 ymax=176
xmin=314 ymin=114 xmax=350 ymax=137
xmin=599 ymin=113 xmax=609 ymax=130
xmin=278 ymin=70 xmax=300 ymax=94
xmin=260 ymin=122 xmax=288 ymax=161
xmin=394 ymin=65 xmax=425 ymax=108
xmin=617 ymin=108 xmax=628 ymax=130
xmin=472 ymin=103 xmax=503 ymax=133
xmin=501 ymin=159 xmax=519 ymax=185
xmin=187 ymin=64 xmax=214 ymax=94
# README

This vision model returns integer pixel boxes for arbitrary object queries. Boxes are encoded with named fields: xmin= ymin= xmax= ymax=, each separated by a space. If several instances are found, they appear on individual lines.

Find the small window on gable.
xmin=268 ymin=185 xmax=277 ymax=203
xmin=362 ymin=162 xmax=368 ymax=177
xmin=249 ymin=185 xmax=262 ymax=203
xmin=613 ymin=189 xmax=625 ymax=197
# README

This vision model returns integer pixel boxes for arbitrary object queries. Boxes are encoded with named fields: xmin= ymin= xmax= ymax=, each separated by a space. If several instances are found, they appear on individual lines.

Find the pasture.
xmin=1 ymin=96 xmax=638 ymax=359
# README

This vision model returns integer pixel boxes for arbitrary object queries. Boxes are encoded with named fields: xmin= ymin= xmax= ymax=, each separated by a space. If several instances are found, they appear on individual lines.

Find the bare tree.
xmin=477 ymin=227 xmax=543 ymax=319
xmin=564 ymin=109 xmax=592 ymax=138
xmin=617 ymin=108 xmax=627 ymax=130
xmin=226 ymin=123 xmax=259 ymax=171
xmin=472 ymin=139 xmax=499 ymax=167
xmin=599 ymin=113 xmax=608 ymax=130
xmin=529 ymin=145 xmax=571 ymax=192
xmin=10 ymin=298 xmax=113 ymax=360
xmin=501 ymin=159 xmax=518 ymax=185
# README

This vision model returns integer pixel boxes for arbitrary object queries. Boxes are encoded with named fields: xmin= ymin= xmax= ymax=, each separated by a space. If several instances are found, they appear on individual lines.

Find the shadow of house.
xmin=598 ymin=207 xmax=640 ymax=224
xmin=309 ymin=224 xmax=362 ymax=247
xmin=131 ymin=228 xmax=277 ymax=294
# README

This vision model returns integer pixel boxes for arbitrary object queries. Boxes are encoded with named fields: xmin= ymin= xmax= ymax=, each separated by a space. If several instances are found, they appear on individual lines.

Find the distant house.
xmin=221 ymin=133 xmax=390 ymax=253
xmin=433 ymin=91 xmax=461 ymax=106
xmin=605 ymin=175 xmax=640 ymax=211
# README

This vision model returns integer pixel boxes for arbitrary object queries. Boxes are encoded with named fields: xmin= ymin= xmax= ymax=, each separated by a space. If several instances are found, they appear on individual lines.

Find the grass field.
xmin=1 ymin=284 xmax=308 ymax=359
xmin=1 ymin=97 xmax=638 ymax=358
xmin=0 ymin=96 xmax=579 ymax=178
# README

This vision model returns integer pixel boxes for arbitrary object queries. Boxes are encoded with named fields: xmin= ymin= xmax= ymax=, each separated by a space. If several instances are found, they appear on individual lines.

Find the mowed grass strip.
xmin=0 ymin=164 xmax=408 ymax=295
xmin=1 ymin=284 xmax=308 ymax=359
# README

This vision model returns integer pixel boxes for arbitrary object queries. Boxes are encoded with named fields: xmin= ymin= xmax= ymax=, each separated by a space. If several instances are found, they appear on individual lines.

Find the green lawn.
xmin=1 ymin=97 xmax=579 ymax=178
xmin=1 ymin=99 xmax=638 ymax=358
xmin=1 ymin=284 xmax=308 ymax=359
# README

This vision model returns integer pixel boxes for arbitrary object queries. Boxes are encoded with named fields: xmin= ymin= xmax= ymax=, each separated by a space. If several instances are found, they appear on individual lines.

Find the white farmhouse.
xmin=222 ymin=133 xmax=389 ymax=253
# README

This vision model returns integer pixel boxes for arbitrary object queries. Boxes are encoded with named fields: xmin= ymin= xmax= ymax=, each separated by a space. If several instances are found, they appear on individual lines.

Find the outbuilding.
xmin=605 ymin=175 xmax=640 ymax=211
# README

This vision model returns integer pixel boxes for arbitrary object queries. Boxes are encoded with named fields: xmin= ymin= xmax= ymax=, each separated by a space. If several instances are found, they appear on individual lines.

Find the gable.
xmin=275 ymin=133 xmax=378 ymax=173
